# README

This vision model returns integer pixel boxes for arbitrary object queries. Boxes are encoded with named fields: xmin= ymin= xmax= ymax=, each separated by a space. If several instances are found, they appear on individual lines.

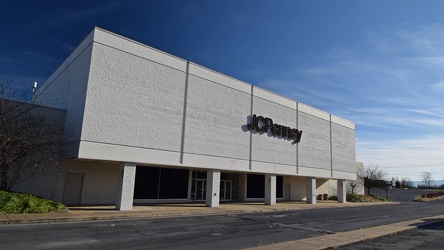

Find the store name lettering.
xmin=247 ymin=114 xmax=302 ymax=143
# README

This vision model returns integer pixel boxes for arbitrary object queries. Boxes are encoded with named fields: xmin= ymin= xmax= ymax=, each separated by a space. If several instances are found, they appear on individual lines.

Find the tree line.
xmin=348 ymin=163 xmax=441 ymax=195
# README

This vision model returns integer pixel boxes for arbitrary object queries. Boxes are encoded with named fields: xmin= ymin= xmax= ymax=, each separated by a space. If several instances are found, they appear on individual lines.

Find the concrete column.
xmin=265 ymin=174 xmax=276 ymax=205
xmin=205 ymin=169 xmax=221 ymax=207
xmin=337 ymin=179 xmax=347 ymax=203
xmin=306 ymin=177 xmax=316 ymax=204
xmin=116 ymin=162 xmax=136 ymax=211
xmin=238 ymin=173 xmax=247 ymax=202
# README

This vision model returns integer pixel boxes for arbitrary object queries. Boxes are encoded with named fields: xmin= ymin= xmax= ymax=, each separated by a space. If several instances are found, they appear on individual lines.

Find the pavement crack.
xmin=316 ymin=229 xmax=336 ymax=234
xmin=275 ymin=223 xmax=337 ymax=234
xmin=234 ymin=216 xmax=257 ymax=222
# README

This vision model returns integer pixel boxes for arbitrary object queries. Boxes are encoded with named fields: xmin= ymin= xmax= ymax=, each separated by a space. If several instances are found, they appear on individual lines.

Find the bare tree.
xmin=0 ymin=81 xmax=65 ymax=191
xmin=347 ymin=163 xmax=364 ymax=194
xmin=363 ymin=164 xmax=388 ymax=195
xmin=400 ymin=177 xmax=413 ymax=188
xmin=420 ymin=172 xmax=434 ymax=188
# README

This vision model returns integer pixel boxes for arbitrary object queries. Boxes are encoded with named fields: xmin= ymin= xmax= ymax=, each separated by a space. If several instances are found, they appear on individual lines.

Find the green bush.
xmin=329 ymin=193 xmax=388 ymax=202
xmin=346 ymin=193 xmax=387 ymax=202
xmin=0 ymin=190 xmax=65 ymax=213
xmin=367 ymin=194 xmax=387 ymax=201
xmin=347 ymin=193 xmax=366 ymax=202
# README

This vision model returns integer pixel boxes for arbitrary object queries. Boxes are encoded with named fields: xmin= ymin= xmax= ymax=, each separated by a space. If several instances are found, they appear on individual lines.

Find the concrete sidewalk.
xmin=0 ymin=200 xmax=394 ymax=225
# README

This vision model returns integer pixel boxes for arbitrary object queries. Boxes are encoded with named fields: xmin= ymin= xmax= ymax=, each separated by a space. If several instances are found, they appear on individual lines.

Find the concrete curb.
xmin=248 ymin=215 xmax=444 ymax=250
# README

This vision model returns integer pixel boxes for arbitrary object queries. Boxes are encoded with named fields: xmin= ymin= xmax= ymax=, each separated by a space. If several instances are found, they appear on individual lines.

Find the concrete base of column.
xmin=306 ymin=177 xmax=316 ymax=204
xmin=205 ymin=169 xmax=221 ymax=207
xmin=265 ymin=174 xmax=276 ymax=205
xmin=116 ymin=162 xmax=136 ymax=211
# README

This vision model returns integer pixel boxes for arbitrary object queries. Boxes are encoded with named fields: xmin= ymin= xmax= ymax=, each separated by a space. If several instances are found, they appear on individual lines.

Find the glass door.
xmin=219 ymin=180 xmax=232 ymax=201
xmin=194 ymin=179 xmax=206 ymax=201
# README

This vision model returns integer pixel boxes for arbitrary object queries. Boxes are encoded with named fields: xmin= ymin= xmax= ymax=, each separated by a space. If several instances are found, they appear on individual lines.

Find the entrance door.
xmin=194 ymin=179 xmax=206 ymax=201
xmin=220 ymin=180 xmax=232 ymax=201
xmin=62 ymin=173 xmax=84 ymax=205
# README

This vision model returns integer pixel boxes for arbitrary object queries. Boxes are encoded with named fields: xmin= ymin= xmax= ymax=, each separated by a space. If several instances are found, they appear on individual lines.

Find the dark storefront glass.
xmin=159 ymin=168 xmax=189 ymax=199
xmin=134 ymin=166 xmax=189 ymax=199
xmin=134 ymin=167 xmax=160 ymax=199
xmin=276 ymin=176 xmax=283 ymax=198
xmin=246 ymin=174 xmax=284 ymax=199
xmin=247 ymin=174 xmax=265 ymax=198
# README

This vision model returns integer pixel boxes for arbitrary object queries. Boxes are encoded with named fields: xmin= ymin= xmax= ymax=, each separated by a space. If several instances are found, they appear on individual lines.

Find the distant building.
xmin=14 ymin=27 xmax=357 ymax=210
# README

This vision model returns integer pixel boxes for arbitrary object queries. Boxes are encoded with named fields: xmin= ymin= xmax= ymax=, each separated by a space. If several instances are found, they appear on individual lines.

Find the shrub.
xmin=347 ymin=193 xmax=368 ymax=202
xmin=417 ymin=191 xmax=444 ymax=201
xmin=413 ymin=191 xmax=444 ymax=201
xmin=324 ymin=194 xmax=388 ymax=202
xmin=367 ymin=194 xmax=387 ymax=201
xmin=328 ymin=195 xmax=338 ymax=201
xmin=0 ymin=190 xmax=65 ymax=213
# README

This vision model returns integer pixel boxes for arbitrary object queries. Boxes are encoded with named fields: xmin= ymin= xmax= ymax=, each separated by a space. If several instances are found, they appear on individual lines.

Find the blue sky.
xmin=2 ymin=1 xmax=444 ymax=182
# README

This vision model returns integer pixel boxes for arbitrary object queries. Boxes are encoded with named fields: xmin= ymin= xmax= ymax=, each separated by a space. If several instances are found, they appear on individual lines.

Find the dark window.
xmin=159 ymin=168 xmax=189 ymax=199
xmin=276 ymin=176 xmax=283 ymax=198
xmin=134 ymin=166 xmax=189 ymax=199
xmin=192 ymin=171 xmax=207 ymax=179
xmin=134 ymin=167 xmax=159 ymax=199
xmin=247 ymin=174 xmax=265 ymax=198
xmin=246 ymin=174 xmax=284 ymax=199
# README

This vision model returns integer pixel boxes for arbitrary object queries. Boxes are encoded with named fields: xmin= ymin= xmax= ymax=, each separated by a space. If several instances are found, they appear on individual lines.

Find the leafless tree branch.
xmin=0 ymin=81 xmax=65 ymax=191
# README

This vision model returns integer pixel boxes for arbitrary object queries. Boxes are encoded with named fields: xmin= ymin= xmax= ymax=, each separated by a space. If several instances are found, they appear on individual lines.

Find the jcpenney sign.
xmin=247 ymin=114 xmax=302 ymax=143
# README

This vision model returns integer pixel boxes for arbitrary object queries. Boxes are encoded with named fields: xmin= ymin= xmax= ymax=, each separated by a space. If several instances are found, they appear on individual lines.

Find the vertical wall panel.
xmin=184 ymin=75 xmax=251 ymax=160
xmin=251 ymin=97 xmax=297 ymax=166
xmin=83 ymin=43 xmax=186 ymax=152
xmin=332 ymin=123 xmax=356 ymax=172
xmin=298 ymin=112 xmax=331 ymax=170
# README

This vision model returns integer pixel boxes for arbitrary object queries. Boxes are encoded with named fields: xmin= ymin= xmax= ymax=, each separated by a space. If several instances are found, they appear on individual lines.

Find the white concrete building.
xmin=16 ymin=27 xmax=356 ymax=210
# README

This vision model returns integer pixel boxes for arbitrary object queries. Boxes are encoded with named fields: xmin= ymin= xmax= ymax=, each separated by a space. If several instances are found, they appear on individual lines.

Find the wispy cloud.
xmin=22 ymin=51 xmax=60 ymax=63
xmin=432 ymin=81 xmax=444 ymax=92
xmin=57 ymin=2 xmax=124 ymax=23
xmin=357 ymin=135 xmax=444 ymax=180
xmin=255 ymin=23 xmax=444 ymax=181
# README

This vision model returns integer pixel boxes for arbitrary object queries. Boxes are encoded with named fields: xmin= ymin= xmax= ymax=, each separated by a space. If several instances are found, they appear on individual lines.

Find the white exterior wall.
xmin=316 ymin=179 xmax=337 ymax=197
xmin=13 ymin=160 xmax=119 ymax=204
xmin=184 ymin=68 xmax=251 ymax=165
xmin=251 ymin=89 xmax=297 ymax=174
xmin=33 ymin=33 xmax=94 ymax=158
xmin=63 ymin=160 xmax=120 ymax=204
xmin=36 ymin=27 xmax=356 ymax=177
xmin=34 ymin=27 xmax=357 ymax=204
xmin=283 ymin=176 xmax=307 ymax=201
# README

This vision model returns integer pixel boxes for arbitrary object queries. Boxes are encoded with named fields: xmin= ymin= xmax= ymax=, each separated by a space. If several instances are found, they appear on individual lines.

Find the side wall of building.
xmin=63 ymin=160 xmax=120 ymax=204
xmin=33 ymin=32 xmax=94 ymax=158
xmin=72 ymin=28 xmax=356 ymax=180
